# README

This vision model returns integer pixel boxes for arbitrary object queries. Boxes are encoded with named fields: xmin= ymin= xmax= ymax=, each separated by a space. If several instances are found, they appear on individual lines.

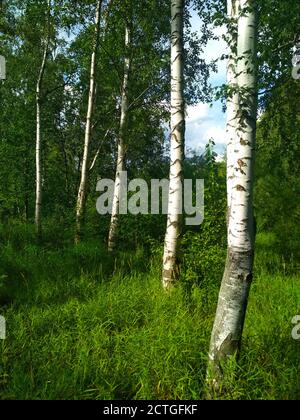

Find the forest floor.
xmin=0 ymin=225 xmax=299 ymax=400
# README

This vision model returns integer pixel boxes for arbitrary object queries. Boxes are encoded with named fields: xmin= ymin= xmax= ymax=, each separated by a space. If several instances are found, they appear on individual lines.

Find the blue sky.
xmin=186 ymin=12 xmax=227 ymax=157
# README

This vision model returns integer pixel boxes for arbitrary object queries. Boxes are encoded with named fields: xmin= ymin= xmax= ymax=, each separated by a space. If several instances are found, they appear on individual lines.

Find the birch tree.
xmin=226 ymin=0 xmax=239 ymax=211
xmin=162 ymin=0 xmax=185 ymax=290
xmin=35 ymin=0 xmax=51 ymax=239
xmin=75 ymin=0 xmax=102 ymax=244
xmin=207 ymin=0 xmax=258 ymax=390
xmin=108 ymin=22 xmax=131 ymax=251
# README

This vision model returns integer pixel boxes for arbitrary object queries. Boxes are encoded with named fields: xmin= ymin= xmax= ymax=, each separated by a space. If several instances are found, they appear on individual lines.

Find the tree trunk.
xmin=162 ymin=0 xmax=185 ymax=290
xmin=75 ymin=0 xmax=102 ymax=244
xmin=108 ymin=23 xmax=131 ymax=251
xmin=226 ymin=0 xmax=239 ymax=211
xmin=207 ymin=0 xmax=258 ymax=392
xmin=35 ymin=0 xmax=51 ymax=239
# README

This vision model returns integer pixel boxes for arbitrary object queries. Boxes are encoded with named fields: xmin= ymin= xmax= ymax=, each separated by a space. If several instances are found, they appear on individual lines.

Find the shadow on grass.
xmin=0 ymin=224 xmax=151 ymax=308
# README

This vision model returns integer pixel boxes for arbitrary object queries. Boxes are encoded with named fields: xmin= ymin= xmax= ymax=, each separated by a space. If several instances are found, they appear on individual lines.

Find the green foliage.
xmin=258 ymin=0 xmax=300 ymax=100
xmin=181 ymin=141 xmax=227 ymax=290
xmin=0 ymin=0 xmax=215 ymax=233
xmin=255 ymin=80 xmax=300 ymax=268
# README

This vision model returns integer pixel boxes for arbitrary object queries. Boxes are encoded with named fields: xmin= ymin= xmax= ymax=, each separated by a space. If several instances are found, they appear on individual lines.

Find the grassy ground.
xmin=0 ymin=225 xmax=299 ymax=400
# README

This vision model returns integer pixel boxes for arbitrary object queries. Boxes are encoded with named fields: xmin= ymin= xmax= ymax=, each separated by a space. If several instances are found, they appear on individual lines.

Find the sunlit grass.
xmin=0 ymin=227 xmax=299 ymax=400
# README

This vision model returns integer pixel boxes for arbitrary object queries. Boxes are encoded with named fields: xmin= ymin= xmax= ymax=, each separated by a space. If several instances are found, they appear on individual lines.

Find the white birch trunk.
xmin=35 ymin=0 xmax=51 ymax=239
xmin=207 ymin=0 xmax=258 ymax=391
xmin=226 ymin=0 xmax=239 ymax=210
xmin=108 ymin=24 xmax=131 ymax=251
xmin=75 ymin=0 xmax=102 ymax=243
xmin=162 ymin=0 xmax=185 ymax=290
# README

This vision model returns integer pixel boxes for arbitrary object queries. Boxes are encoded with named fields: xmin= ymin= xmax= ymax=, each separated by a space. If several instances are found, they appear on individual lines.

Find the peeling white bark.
xmin=108 ymin=24 xmax=131 ymax=251
xmin=75 ymin=0 xmax=102 ymax=243
xmin=208 ymin=0 xmax=258 ymax=390
xmin=226 ymin=0 xmax=239 ymax=210
xmin=162 ymin=0 xmax=185 ymax=290
xmin=35 ymin=0 xmax=51 ymax=239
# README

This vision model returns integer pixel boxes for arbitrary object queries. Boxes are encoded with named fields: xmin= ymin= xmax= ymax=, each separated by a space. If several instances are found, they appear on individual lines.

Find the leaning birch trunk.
xmin=207 ymin=0 xmax=258 ymax=392
xmin=35 ymin=0 xmax=51 ymax=239
xmin=75 ymin=0 xmax=102 ymax=244
xmin=108 ymin=24 xmax=131 ymax=251
xmin=162 ymin=0 xmax=185 ymax=290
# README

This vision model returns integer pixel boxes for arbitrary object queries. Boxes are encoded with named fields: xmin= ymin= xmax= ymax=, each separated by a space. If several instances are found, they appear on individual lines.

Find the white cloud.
xmin=185 ymin=14 xmax=228 ymax=156
xmin=186 ymin=101 xmax=226 ymax=155
xmin=186 ymin=103 xmax=210 ymax=123
xmin=203 ymin=126 xmax=226 ymax=145
xmin=205 ymin=26 xmax=227 ymax=63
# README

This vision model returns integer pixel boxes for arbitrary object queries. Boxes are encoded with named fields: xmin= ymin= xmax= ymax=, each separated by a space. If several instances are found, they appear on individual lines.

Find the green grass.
xmin=0 ymin=226 xmax=299 ymax=400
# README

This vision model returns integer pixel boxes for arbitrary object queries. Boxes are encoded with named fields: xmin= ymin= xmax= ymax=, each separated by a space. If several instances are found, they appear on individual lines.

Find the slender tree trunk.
xmin=162 ymin=0 xmax=185 ymax=290
xmin=207 ymin=0 xmax=258 ymax=392
xmin=61 ymin=134 xmax=69 ymax=197
xmin=108 ymin=24 xmax=131 ymax=251
xmin=35 ymin=0 xmax=51 ymax=239
xmin=75 ymin=0 xmax=102 ymax=244
xmin=226 ymin=0 xmax=239 ymax=212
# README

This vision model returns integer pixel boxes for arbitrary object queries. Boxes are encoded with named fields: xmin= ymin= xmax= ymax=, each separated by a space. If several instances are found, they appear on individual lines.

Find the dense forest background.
xmin=0 ymin=0 xmax=299 ymax=400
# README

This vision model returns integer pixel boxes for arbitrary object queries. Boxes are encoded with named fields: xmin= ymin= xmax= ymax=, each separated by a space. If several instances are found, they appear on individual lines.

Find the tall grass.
xmin=0 ymin=226 xmax=299 ymax=400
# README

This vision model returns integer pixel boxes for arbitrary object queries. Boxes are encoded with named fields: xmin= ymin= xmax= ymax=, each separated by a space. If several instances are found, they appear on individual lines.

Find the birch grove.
xmin=1 ymin=0 xmax=300 ymax=401
xmin=208 ymin=0 xmax=258 ymax=390
xmin=162 ymin=0 xmax=185 ymax=290
xmin=75 ymin=0 xmax=102 ymax=244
